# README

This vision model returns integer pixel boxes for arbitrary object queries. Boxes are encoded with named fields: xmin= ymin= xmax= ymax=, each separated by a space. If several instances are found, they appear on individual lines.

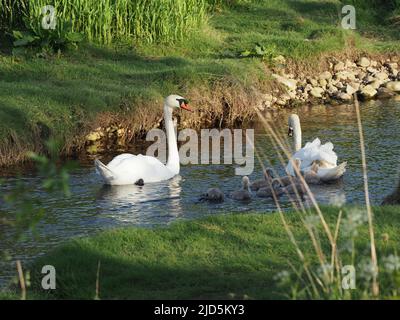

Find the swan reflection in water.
xmin=96 ymin=175 xmax=183 ymax=225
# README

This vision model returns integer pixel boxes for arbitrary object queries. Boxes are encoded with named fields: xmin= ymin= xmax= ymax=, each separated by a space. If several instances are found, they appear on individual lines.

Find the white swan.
xmin=95 ymin=94 xmax=191 ymax=185
xmin=286 ymin=114 xmax=346 ymax=182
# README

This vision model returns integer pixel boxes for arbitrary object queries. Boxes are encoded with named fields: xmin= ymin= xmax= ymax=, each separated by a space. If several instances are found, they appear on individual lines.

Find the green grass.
xmin=0 ymin=0 xmax=399 ymax=163
xmin=0 ymin=44 xmax=266 ymax=149
xmin=3 ymin=205 xmax=399 ymax=300
xmin=1 ymin=0 xmax=210 ymax=44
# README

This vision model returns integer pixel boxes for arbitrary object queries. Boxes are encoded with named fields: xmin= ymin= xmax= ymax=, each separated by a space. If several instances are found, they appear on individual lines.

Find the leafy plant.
xmin=240 ymin=43 xmax=278 ymax=61
xmin=11 ymin=16 xmax=83 ymax=56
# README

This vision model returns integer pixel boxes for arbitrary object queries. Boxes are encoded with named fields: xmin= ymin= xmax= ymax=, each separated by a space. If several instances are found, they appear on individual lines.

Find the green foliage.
xmin=344 ymin=0 xmax=399 ymax=10
xmin=0 ymin=0 xmax=27 ymax=30
xmin=3 ymin=0 xmax=210 ymax=45
xmin=11 ymin=17 xmax=83 ymax=56
xmin=240 ymin=43 xmax=278 ymax=61
xmin=207 ymin=0 xmax=253 ymax=9
xmin=274 ymin=206 xmax=400 ymax=299
xmin=343 ymin=0 xmax=400 ymax=31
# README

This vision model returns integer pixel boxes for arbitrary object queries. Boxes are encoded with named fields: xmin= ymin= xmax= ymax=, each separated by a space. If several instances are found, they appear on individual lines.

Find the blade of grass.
xmin=354 ymin=94 xmax=379 ymax=297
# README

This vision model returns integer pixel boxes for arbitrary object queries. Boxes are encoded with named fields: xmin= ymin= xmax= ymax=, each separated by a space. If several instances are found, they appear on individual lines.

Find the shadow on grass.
xmin=26 ymin=214 xmax=297 ymax=300
xmin=287 ymin=0 xmax=400 ymax=40
xmin=212 ymin=0 xmax=349 ymax=59
xmin=0 ymin=103 xmax=30 ymax=138
xmin=29 ymin=245 xmax=284 ymax=300
xmin=0 ymin=44 xmax=204 ymax=142
xmin=287 ymin=0 xmax=340 ymax=24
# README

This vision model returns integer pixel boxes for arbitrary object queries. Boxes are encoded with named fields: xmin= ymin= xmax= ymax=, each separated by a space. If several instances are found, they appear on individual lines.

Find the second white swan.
xmin=286 ymin=114 xmax=346 ymax=182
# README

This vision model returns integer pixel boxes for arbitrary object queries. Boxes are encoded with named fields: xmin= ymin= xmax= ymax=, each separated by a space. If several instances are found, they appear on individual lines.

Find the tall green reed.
xmin=2 ymin=0 xmax=210 ymax=44
xmin=0 ymin=0 xmax=27 ymax=29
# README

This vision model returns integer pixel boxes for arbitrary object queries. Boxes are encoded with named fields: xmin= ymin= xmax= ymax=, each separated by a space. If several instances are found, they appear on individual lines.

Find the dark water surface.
xmin=1 ymin=99 xmax=400 ymax=287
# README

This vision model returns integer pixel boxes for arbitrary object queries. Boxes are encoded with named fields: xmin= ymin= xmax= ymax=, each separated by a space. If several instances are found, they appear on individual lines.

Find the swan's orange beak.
xmin=180 ymin=103 xmax=192 ymax=112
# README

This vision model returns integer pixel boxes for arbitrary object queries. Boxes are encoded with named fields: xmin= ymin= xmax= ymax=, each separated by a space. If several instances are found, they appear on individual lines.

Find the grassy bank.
xmin=1 ymin=0 xmax=400 ymax=165
xmin=2 ymin=205 xmax=400 ymax=300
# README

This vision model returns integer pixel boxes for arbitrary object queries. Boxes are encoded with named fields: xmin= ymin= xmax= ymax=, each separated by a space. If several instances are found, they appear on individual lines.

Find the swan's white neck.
xmin=293 ymin=121 xmax=302 ymax=152
xmin=164 ymin=104 xmax=180 ymax=174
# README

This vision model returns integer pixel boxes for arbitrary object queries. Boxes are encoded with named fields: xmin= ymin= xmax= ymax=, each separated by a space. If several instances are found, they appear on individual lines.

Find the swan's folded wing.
xmin=318 ymin=162 xmax=347 ymax=182
xmin=318 ymin=142 xmax=338 ymax=166
xmin=287 ymin=138 xmax=339 ymax=175
xmin=109 ymin=154 xmax=174 ymax=183
xmin=286 ymin=138 xmax=320 ymax=174
xmin=286 ymin=138 xmax=322 ymax=174
xmin=304 ymin=139 xmax=337 ymax=166
xmin=294 ymin=138 xmax=322 ymax=164
xmin=107 ymin=153 xmax=136 ymax=168
xmin=303 ymin=138 xmax=321 ymax=150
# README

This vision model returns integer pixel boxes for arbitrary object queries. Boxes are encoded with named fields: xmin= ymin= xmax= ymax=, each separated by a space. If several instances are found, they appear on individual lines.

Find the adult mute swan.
xmin=95 ymin=95 xmax=191 ymax=185
xmin=286 ymin=114 xmax=346 ymax=182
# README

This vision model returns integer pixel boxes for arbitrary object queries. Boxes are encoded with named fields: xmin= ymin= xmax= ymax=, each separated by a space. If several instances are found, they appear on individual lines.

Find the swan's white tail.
xmin=319 ymin=162 xmax=347 ymax=182
xmin=95 ymin=159 xmax=114 ymax=184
